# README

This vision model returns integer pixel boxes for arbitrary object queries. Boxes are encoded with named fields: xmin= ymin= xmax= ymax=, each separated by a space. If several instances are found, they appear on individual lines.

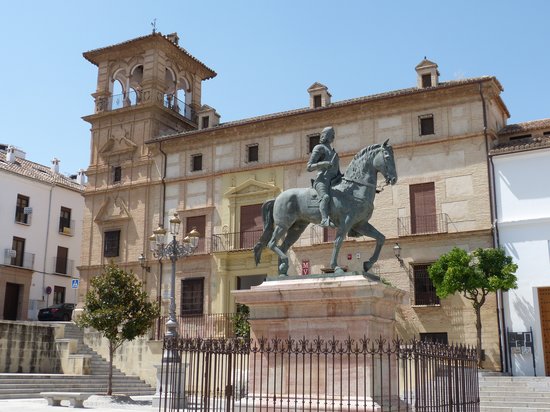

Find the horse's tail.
xmin=253 ymin=199 xmax=275 ymax=265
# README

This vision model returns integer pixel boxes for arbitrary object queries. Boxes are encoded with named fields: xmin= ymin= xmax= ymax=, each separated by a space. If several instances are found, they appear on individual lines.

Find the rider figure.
xmin=307 ymin=126 xmax=342 ymax=227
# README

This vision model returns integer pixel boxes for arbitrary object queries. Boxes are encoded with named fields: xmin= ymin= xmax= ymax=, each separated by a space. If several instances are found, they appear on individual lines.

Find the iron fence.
xmin=212 ymin=230 xmax=264 ymax=252
xmin=397 ymin=214 xmax=448 ymax=237
xmin=154 ymin=313 xmax=236 ymax=340
xmin=158 ymin=336 xmax=479 ymax=411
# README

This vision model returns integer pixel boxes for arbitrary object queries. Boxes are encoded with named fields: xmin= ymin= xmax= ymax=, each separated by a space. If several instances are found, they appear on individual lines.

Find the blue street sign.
xmin=71 ymin=279 xmax=80 ymax=289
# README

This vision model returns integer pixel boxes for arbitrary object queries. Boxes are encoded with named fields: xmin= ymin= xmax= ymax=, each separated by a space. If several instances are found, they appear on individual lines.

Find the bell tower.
xmin=79 ymin=32 xmax=216 ymax=298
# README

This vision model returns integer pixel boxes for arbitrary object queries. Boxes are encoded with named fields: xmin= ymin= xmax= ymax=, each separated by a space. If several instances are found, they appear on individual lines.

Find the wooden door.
xmin=538 ymin=287 xmax=550 ymax=376
xmin=240 ymin=204 xmax=263 ymax=249
xmin=3 ymin=282 xmax=20 ymax=320
xmin=410 ymin=183 xmax=436 ymax=234
xmin=56 ymin=246 xmax=68 ymax=274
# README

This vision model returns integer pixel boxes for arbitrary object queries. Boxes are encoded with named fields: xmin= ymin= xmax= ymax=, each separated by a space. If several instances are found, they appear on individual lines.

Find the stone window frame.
xmin=418 ymin=114 xmax=435 ymax=136
xmin=191 ymin=153 xmax=203 ymax=172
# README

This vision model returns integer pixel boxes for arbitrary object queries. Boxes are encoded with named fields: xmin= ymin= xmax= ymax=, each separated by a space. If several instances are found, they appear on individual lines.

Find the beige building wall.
xmin=80 ymin=33 xmax=509 ymax=371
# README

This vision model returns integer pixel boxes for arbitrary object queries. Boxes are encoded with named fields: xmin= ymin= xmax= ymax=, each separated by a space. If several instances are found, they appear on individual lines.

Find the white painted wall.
xmin=494 ymin=148 xmax=550 ymax=376
xmin=0 ymin=168 xmax=84 ymax=320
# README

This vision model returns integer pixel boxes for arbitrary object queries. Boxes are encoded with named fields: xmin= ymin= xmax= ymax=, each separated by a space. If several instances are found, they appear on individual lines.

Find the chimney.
xmin=166 ymin=32 xmax=179 ymax=46
xmin=6 ymin=146 xmax=16 ymax=163
xmin=51 ymin=158 xmax=60 ymax=174
xmin=76 ymin=169 xmax=86 ymax=185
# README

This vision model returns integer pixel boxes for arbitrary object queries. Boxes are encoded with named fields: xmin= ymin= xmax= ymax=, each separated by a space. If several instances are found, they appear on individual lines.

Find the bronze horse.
xmin=254 ymin=140 xmax=398 ymax=275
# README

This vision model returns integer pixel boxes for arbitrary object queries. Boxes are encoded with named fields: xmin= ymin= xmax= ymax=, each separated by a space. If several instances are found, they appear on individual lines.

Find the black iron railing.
xmin=159 ymin=336 xmax=479 ymax=412
xmin=212 ymin=230 xmax=263 ymax=252
xmin=94 ymin=91 xmax=196 ymax=123
xmin=154 ymin=313 xmax=236 ymax=341
xmin=52 ymin=256 xmax=74 ymax=275
xmin=398 ymin=213 xmax=449 ymax=237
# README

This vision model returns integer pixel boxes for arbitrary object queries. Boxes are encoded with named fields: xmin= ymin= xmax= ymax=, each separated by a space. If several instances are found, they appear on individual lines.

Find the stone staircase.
xmin=480 ymin=374 xmax=550 ymax=411
xmin=0 ymin=322 xmax=155 ymax=399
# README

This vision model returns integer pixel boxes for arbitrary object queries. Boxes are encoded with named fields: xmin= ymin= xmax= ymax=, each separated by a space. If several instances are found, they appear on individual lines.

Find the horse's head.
xmin=373 ymin=139 xmax=398 ymax=185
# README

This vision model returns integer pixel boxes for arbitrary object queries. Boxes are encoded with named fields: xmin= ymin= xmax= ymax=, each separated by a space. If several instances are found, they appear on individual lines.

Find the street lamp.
xmin=150 ymin=212 xmax=200 ymax=338
xmin=393 ymin=242 xmax=405 ymax=268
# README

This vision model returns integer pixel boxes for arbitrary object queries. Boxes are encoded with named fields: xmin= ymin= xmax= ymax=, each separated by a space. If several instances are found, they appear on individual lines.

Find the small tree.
xmin=76 ymin=263 xmax=160 ymax=395
xmin=428 ymin=247 xmax=517 ymax=367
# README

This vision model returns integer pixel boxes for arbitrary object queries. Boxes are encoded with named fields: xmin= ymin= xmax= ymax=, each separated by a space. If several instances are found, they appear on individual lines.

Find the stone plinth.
xmin=232 ymin=274 xmax=409 ymax=408
xmin=232 ymin=274 xmax=408 ymax=342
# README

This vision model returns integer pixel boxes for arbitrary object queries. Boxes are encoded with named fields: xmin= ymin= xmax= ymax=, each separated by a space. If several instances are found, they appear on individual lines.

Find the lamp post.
xmin=150 ymin=212 xmax=200 ymax=339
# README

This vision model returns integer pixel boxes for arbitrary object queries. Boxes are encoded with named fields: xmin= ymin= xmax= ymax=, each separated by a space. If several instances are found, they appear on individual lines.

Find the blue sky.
xmin=2 ymin=1 xmax=549 ymax=175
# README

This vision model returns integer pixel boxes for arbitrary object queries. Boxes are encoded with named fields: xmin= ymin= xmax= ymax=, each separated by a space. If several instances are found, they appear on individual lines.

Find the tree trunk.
xmin=108 ymin=341 xmax=114 ymax=396
xmin=475 ymin=305 xmax=483 ymax=368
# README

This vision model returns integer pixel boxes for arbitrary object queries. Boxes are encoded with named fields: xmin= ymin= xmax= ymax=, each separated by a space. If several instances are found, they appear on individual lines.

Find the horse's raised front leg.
xmin=268 ymin=225 xmax=290 ymax=276
xmin=352 ymin=221 xmax=385 ymax=273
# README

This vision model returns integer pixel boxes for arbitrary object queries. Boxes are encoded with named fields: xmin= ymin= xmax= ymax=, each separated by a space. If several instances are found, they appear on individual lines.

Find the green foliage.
xmin=76 ymin=263 xmax=160 ymax=351
xmin=428 ymin=247 xmax=517 ymax=367
xmin=232 ymin=304 xmax=250 ymax=338
xmin=428 ymin=247 xmax=518 ymax=304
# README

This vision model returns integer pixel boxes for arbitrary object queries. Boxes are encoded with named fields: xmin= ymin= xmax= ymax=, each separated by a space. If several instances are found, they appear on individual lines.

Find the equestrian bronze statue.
xmin=253 ymin=137 xmax=398 ymax=276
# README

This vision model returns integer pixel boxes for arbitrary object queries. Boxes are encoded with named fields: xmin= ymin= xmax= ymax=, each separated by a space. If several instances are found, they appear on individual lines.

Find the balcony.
xmin=212 ymin=230 xmax=263 ymax=252
xmin=58 ymin=217 xmax=75 ymax=236
xmin=52 ymin=256 xmax=74 ymax=276
xmin=397 ymin=213 xmax=449 ymax=237
xmin=94 ymin=91 xmax=197 ymax=123
xmin=3 ymin=249 xmax=35 ymax=269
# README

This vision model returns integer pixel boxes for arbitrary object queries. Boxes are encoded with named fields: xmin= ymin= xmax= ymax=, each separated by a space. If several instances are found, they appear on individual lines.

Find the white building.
xmin=0 ymin=145 xmax=85 ymax=320
xmin=492 ymin=119 xmax=550 ymax=376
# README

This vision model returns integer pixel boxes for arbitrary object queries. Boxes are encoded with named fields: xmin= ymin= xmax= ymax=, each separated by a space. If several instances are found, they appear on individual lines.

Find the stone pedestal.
xmin=233 ymin=274 xmax=407 ymax=342
xmin=232 ymin=274 xmax=408 ymax=408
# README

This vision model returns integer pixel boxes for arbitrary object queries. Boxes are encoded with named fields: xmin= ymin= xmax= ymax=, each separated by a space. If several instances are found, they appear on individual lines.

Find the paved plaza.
xmin=0 ymin=395 xmax=156 ymax=412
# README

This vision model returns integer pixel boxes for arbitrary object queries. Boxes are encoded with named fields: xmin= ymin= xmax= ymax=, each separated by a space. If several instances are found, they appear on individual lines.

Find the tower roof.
xmin=415 ymin=58 xmax=438 ymax=70
xmin=83 ymin=32 xmax=217 ymax=81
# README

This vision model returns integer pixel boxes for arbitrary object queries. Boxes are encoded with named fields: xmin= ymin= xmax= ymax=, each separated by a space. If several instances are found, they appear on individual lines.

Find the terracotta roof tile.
xmin=0 ymin=152 xmax=85 ymax=191
xmin=498 ymin=118 xmax=550 ymax=136
xmin=83 ymin=32 xmax=216 ymax=80
xmin=491 ymin=135 xmax=550 ymax=155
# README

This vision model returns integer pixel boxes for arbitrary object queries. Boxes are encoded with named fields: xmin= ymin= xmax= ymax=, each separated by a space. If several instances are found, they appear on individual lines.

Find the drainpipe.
xmin=156 ymin=141 xmax=167 ymax=339
xmin=480 ymin=81 xmax=507 ymax=373
xmin=42 ymin=182 xmax=55 ymax=307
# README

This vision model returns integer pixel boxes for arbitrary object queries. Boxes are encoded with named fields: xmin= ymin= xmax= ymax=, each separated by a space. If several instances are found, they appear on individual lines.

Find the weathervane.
xmin=151 ymin=18 xmax=157 ymax=34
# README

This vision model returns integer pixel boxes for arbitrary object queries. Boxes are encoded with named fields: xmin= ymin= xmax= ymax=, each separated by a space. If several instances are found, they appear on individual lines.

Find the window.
xmin=15 ymin=194 xmax=30 ymax=224
xmin=419 ymin=114 xmax=434 ymax=136
xmin=186 ymin=215 xmax=206 ymax=253
xmin=181 ymin=278 xmax=204 ymax=315
xmin=53 ymin=286 xmax=66 ymax=304
xmin=413 ymin=263 xmax=440 ymax=305
xmin=409 ymin=182 xmax=436 ymax=234
xmin=247 ymin=144 xmax=259 ymax=163
xmin=543 ymin=131 xmax=550 ymax=136
xmin=59 ymin=207 xmax=72 ymax=234
xmin=113 ymin=166 xmax=122 ymax=183
xmin=240 ymin=204 xmax=263 ymax=249
xmin=313 ymin=94 xmax=322 ymax=108
xmin=308 ymin=134 xmax=320 ymax=153
xmin=191 ymin=154 xmax=203 ymax=172
xmin=201 ymin=116 xmax=210 ymax=129
xmin=421 ymin=74 xmax=432 ymax=88
xmin=104 ymin=230 xmax=121 ymax=257
xmin=55 ymin=246 xmax=69 ymax=274
xmin=420 ymin=332 xmax=448 ymax=345
xmin=11 ymin=237 xmax=25 ymax=267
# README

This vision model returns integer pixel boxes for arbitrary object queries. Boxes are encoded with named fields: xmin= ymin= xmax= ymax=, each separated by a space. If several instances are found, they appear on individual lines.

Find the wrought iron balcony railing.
xmin=397 ymin=213 xmax=449 ymax=237
xmin=3 ymin=249 xmax=35 ymax=269
xmin=94 ymin=91 xmax=196 ymax=123
xmin=212 ymin=230 xmax=263 ymax=252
